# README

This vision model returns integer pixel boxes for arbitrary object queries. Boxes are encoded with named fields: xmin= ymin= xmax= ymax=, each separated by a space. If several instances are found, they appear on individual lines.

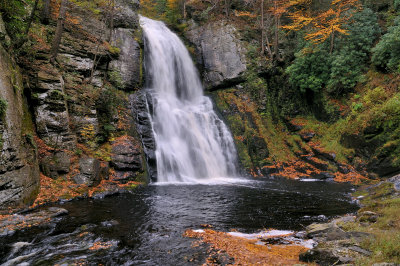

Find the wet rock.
xmin=338 ymin=164 xmax=351 ymax=174
xmin=314 ymin=172 xmax=335 ymax=180
xmin=130 ymin=92 xmax=157 ymax=181
xmin=40 ymin=151 xmax=71 ymax=179
xmin=101 ymin=220 xmax=120 ymax=227
xmin=73 ymin=158 xmax=101 ymax=187
xmin=186 ymin=21 xmax=246 ymax=90
xmin=0 ymin=207 xmax=68 ymax=237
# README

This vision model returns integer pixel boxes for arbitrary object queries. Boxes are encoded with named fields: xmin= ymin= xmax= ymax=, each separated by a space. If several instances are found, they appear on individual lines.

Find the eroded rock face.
xmin=0 ymin=45 xmax=40 ymax=209
xmin=111 ymin=136 xmax=143 ymax=182
xmin=32 ymin=63 xmax=76 ymax=150
xmin=130 ymin=92 xmax=157 ymax=181
xmin=186 ymin=20 xmax=247 ymax=90
xmin=113 ymin=0 xmax=140 ymax=28
xmin=110 ymin=28 xmax=141 ymax=90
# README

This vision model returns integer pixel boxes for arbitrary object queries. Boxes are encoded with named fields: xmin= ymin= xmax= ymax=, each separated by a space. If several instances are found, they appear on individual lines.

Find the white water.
xmin=140 ymin=17 xmax=238 ymax=183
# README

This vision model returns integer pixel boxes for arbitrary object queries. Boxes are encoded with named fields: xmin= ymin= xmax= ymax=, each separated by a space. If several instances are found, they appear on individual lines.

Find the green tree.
xmin=286 ymin=45 xmax=332 ymax=93
xmin=286 ymin=8 xmax=380 ymax=95
xmin=328 ymin=8 xmax=380 ymax=93
xmin=372 ymin=18 xmax=400 ymax=72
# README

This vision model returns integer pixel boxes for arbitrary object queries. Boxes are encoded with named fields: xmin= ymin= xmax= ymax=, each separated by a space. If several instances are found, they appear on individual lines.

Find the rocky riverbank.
xmin=300 ymin=175 xmax=400 ymax=265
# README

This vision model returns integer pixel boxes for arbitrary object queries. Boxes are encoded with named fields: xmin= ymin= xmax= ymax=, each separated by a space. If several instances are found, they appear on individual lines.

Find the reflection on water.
xmin=0 ymin=178 xmax=358 ymax=265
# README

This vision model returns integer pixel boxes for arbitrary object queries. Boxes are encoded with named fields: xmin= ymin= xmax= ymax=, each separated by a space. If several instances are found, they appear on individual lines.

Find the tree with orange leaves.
xmin=267 ymin=0 xmax=311 ymax=60
xmin=283 ymin=0 xmax=361 ymax=53
xmin=307 ymin=0 xmax=361 ymax=53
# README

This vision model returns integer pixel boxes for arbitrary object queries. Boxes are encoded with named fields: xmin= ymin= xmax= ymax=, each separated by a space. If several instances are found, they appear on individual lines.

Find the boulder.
xmin=40 ymin=151 xmax=71 ymax=179
xmin=388 ymin=174 xmax=400 ymax=191
xmin=306 ymin=222 xmax=348 ymax=240
xmin=73 ymin=157 xmax=101 ymax=187
xmin=299 ymin=248 xmax=342 ymax=265
xmin=186 ymin=20 xmax=247 ymax=90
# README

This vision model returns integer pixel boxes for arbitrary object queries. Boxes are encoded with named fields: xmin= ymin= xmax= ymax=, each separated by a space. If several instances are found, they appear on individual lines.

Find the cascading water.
xmin=140 ymin=16 xmax=238 ymax=183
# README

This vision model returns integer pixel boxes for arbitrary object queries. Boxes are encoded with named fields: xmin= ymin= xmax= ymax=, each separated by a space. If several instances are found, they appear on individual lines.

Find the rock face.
xmin=186 ymin=20 xmax=247 ymax=90
xmin=111 ymin=136 xmax=143 ymax=181
xmin=0 ymin=45 xmax=40 ymax=209
xmin=130 ymin=91 xmax=157 ymax=181
xmin=110 ymin=28 xmax=141 ymax=90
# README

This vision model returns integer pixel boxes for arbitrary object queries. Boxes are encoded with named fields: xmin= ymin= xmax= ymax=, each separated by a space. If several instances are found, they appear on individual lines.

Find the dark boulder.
xmin=40 ymin=151 xmax=71 ymax=179
xmin=73 ymin=157 xmax=101 ymax=187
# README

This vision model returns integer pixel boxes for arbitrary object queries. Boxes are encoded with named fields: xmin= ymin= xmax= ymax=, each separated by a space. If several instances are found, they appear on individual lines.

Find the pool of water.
xmin=0 ymin=178 xmax=358 ymax=265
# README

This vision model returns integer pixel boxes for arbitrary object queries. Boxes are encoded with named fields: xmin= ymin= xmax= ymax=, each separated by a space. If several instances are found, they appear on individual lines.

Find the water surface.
xmin=0 ymin=178 xmax=358 ymax=265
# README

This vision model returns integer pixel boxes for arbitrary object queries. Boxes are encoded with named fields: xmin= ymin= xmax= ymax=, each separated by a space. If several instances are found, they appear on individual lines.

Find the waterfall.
xmin=140 ymin=16 xmax=238 ymax=183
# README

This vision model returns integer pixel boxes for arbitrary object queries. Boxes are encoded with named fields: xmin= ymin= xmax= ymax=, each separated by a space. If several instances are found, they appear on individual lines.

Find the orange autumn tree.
xmin=307 ymin=0 xmax=361 ymax=53
xmin=267 ymin=0 xmax=311 ymax=60
xmin=283 ymin=0 xmax=361 ymax=53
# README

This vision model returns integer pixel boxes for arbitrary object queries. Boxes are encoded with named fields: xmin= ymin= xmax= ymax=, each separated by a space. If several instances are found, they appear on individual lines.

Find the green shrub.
xmin=286 ymin=46 xmax=331 ymax=93
xmin=286 ymin=9 xmax=379 ymax=95
xmin=372 ymin=18 xmax=400 ymax=72
xmin=395 ymin=0 xmax=400 ymax=11
xmin=0 ymin=0 xmax=30 ymax=42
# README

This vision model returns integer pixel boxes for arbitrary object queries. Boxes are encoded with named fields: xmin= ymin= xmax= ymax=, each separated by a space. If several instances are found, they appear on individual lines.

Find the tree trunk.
xmin=261 ymin=0 xmax=264 ymax=55
xmin=50 ymin=0 xmax=68 ymax=63
xmin=330 ymin=31 xmax=335 ymax=54
xmin=13 ymin=0 xmax=40 ymax=49
xmin=41 ymin=0 xmax=51 ymax=24
xmin=265 ymin=33 xmax=273 ymax=59
xmin=274 ymin=15 xmax=279 ymax=60
xmin=225 ymin=0 xmax=230 ymax=17
xmin=183 ymin=0 xmax=186 ymax=19
xmin=25 ymin=0 xmax=40 ymax=35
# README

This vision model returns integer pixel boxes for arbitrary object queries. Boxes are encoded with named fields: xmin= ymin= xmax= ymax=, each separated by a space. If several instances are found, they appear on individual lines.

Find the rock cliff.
xmin=0 ymin=44 xmax=40 ymax=209
xmin=186 ymin=20 xmax=247 ymax=90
